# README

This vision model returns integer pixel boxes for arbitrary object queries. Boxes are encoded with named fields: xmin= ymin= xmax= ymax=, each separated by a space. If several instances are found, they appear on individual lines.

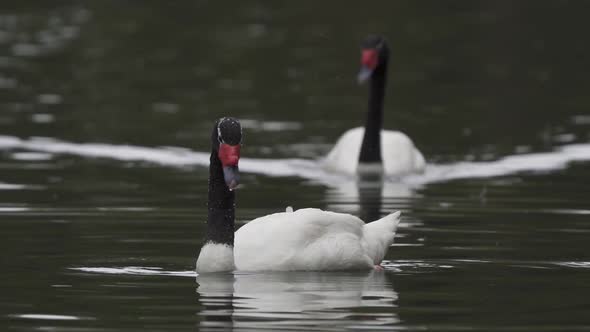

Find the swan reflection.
xmin=196 ymin=271 xmax=399 ymax=331
xmin=324 ymin=174 xmax=415 ymax=222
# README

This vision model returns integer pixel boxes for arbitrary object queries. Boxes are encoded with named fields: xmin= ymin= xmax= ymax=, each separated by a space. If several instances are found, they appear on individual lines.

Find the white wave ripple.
xmin=406 ymin=143 xmax=590 ymax=185
xmin=70 ymin=266 xmax=197 ymax=277
xmin=1 ymin=135 xmax=589 ymax=186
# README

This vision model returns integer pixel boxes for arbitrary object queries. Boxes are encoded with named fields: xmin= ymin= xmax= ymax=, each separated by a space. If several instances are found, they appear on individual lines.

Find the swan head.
xmin=358 ymin=35 xmax=389 ymax=84
xmin=213 ymin=117 xmax=242 ymax=190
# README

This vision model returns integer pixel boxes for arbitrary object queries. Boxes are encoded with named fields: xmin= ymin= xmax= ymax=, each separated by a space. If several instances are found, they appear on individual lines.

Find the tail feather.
xmin=363 ymin=211 xmax=401 ymax=264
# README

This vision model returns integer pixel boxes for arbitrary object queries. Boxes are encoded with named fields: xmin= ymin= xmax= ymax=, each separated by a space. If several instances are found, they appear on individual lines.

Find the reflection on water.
xmin=326 ymin=173 xmax=414 ymax=222
xmin=197 ymin=271 xmax=398 ymax=331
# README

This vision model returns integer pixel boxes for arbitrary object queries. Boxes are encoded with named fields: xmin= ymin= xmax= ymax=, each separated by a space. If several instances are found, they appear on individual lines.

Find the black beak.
xmin=223 ymin=166 xmax=240 ymax=190
xmin=357 ymin=66 xmax=373 ymax=84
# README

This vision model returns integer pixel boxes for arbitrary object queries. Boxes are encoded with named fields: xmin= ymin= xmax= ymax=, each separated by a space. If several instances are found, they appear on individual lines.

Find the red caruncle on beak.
xmin=218 ymin=143 xmax=240 ymax=167
xmin=361 ymin=49 xmax=378 ymax=70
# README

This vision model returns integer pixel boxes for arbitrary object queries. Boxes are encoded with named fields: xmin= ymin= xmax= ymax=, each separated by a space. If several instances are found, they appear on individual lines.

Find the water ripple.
xmin=8 ymin=314 xmax=93 ymax=321
xmin=0 ymin=135 xmax=589 ymax=188
xmin=70 ymin=266 xmax=197 ymax=277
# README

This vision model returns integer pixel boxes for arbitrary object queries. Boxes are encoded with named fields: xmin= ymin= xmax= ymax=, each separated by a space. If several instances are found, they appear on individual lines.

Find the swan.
xmin=322 ymin=35 xmax=425 ymax=176
xmin=195 ymin=117 xmax=402 ymax=273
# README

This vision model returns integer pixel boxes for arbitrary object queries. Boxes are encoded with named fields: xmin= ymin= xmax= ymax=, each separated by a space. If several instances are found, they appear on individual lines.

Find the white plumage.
xmin=322 ymin=127 xmax=425 ymax=176
xmin=232 ymin=208 xmax=401 ymax=271
xmin=196 ymin=243 xmax=234 ymax=273
xmin=196 ymin=208 xmax=401 ymax=273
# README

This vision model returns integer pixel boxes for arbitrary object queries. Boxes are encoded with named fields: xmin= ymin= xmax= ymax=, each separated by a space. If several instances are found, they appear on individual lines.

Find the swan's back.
xmin=323 ymin=128 xmax=364 ymax=175
xmin=322 ymin=127 xmax=425 ymax=176
xmin=382 ymin=130 xmax=425 ymax=175
xmin=234 ymin=208 xmax=401 ymax=271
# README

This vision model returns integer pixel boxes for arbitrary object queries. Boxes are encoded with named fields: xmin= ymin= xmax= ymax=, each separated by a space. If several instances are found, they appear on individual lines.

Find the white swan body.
xmin=322 ymin=127 xmax=425 ymax=176
xmin=196 ymin=208 xmax=401 ymax=273
xmin=232 ymin=208 xmax=401 ymax=271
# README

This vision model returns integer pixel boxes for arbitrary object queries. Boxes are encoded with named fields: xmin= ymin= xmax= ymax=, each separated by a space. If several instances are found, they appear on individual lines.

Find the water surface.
xmin=1 ymin=1 xmax=590 ymax=331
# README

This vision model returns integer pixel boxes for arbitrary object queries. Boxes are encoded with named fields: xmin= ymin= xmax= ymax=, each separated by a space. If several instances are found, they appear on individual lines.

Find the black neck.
xmin=359 ymin=60 xmax=387 ymax=163
xmin=206 ymin=150 xmax=235 ymax=246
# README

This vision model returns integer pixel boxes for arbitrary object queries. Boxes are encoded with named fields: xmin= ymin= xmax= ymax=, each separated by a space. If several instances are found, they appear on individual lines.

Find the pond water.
xmin=1 ymin=1 xmax=590 ymax=331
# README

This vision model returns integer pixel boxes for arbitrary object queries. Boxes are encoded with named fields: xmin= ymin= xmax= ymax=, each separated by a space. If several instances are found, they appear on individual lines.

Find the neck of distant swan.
xmin=359 ymin=58 xmax=387 ymax=164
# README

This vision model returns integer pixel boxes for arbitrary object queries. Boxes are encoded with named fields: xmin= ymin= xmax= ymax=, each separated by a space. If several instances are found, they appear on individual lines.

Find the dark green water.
xmin=1 ymin=1 xmax=590 ymax=331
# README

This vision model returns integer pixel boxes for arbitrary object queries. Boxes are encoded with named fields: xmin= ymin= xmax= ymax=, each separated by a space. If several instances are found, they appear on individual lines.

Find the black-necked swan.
xmin=195 ymin=117 xmax=402 ymax=273
xmin=322 ymin=35 xmax=425 ymax=176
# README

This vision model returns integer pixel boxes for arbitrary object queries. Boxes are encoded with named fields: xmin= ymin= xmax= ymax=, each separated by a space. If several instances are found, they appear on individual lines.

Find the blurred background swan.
xmin=322 ymin=35 xmax=425 ymax=176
